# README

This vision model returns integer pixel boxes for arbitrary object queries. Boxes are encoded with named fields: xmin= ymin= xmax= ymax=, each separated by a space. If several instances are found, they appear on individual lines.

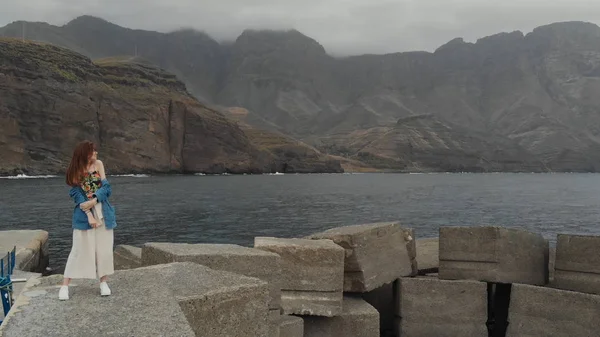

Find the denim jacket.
xmin=69 ymin=178 xmax=117 ymax=230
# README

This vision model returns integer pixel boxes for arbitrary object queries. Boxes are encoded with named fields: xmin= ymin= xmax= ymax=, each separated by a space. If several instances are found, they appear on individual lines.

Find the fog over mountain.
xmin=2 ymin=0 xmax=600 ymax=55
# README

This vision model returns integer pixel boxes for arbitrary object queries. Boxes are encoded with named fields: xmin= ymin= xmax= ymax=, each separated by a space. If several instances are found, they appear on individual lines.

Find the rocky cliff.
xmin=0 ymin=38 xmax=342 ymax=175
xmin=4 ymin=17 xmax=600 ymax=172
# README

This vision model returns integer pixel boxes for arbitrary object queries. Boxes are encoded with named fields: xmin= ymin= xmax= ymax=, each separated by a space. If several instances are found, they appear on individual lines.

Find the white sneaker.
xmin=58 ymin=286 xmax=69 ymax=300
xmin=100 ymin=282 xmax=111 ymax=296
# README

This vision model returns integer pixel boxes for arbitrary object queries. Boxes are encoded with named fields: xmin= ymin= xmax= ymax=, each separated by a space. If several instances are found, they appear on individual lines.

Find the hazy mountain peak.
xmin=476 ymin=31 xmax=524 ymax=45
xmin=65 ymin=15 xmax=116 ymax=28
xmin=531 ymin=21 xmax=600 ymax=34
xmin=434 ymin=37 xmax=473 ymax=54
xmin=236 ymin=28 xmax=327 ymax=55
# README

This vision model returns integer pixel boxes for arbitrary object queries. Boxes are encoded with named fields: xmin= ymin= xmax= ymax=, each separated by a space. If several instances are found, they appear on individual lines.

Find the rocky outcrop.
xmin=0 ymin=38 xmax=342 ymax=175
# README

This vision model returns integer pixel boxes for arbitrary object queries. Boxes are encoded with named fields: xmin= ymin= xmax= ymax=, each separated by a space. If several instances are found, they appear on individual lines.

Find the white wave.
xmin=194 ymin=173 xmax=206 ymax=176
xmin=265 ymin=172 xmax=284 ymax=175
xmin=0 ymin=174 xmax=58 ymax=179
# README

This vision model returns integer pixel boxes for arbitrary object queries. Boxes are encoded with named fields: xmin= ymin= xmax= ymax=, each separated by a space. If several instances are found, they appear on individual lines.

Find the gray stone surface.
xmin=0 ymin=230 xmax=49 ymax=273
xmin=549 ymin=246 xmax=556 ymax=282
xmin=361 ymin=281 xmax=395 ymax=337
xmin=9 ymin=270 xmax=41 ymax=302
xmin=113 ymin=244 xmax=142 ymax=270
xmin=254 ymin=237 xmax=344 ymax=292
xmin=254 ymin=237 xmax=344 ymax=317
xmin=416 ymin=238 xmax=439 ymax=274
xmin=553 ymin=234 xmax=600 ymax=294
xmin=303 ymin=296 xmax=379 ymax=337
xmin=270 ymin=309 xmax=281 ymax=337
xmin=439 ymin=226 xmax=549 ymax=285
xmin=507 ymin=283 xmax=600 ymax=337
xmin=308 ymin=222 xmax=416 ymax=292
xmin=280 ymin=290 xmax=342 ymax=317
xmin=279 ymin=315 xmax=304 ymax=337
xmin=396 ymin=277 xmax=488 ymax=337
xmin=0 ymin=271 xmax=41 ymax=322
xmin=0 ymin=262 xmax=270 ymax=337
xmin=142 ymin=242 xmax=281 ymax=309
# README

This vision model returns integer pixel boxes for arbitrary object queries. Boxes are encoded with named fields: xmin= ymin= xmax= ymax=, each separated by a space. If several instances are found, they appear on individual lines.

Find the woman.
xmin=59 ymin=141 xmax=117 ymax=300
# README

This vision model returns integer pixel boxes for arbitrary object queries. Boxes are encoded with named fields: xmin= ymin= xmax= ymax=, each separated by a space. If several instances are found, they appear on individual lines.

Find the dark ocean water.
xmin=1 ymin=173 xmax=600 ymax=268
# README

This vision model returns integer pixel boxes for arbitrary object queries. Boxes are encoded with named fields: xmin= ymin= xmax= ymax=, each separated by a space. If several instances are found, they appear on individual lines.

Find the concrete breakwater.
xmin=0 ymin=223 xmax=597 ymax=337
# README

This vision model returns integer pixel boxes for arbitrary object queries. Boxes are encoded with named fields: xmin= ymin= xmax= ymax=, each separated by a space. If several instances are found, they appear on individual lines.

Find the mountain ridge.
xmin=4 ymin=16 xmax=600 ymax=172
xmin=0 ymin=37 xmax=343 ymax=175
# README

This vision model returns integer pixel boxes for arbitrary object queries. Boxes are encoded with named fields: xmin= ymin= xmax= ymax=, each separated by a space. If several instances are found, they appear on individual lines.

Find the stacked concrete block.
xmin=269 ymin=309 xmax=281 ymax=337
xmin=439 ymin=226 xmax=549 ymax=285
xmin=553 ymin=234 xmax=600 ymax=294
xmin=0 ymin=262 xmax=270 ymax=337
xmin=142 ymin=242 xmax=282 ymax=310
xmin=361 ymin=281 xmax=396 ymax=337
xmin=269 ymin=310 xmax=303 ymax=337
xmin=308 ymin=222 xmax=417 ymax=293
xmin=507 ymin=283 xmax=600 ymax=337
xmin=303 ymin=296 xmax=379 ymax=337
xmin=113 ymin=244 xmax=142 ymax=270
xmin=254 ymin=237 xmax=345 ymax=317
xmin=416 ymin=237 xmax=439 ymax=274
xmin=396 ymin=277 xmax=488 ymax=337
xmin=0 ymin=230 xmax=49 ymax=273
xmin=279 ymin=315 xmax=304 ymax=337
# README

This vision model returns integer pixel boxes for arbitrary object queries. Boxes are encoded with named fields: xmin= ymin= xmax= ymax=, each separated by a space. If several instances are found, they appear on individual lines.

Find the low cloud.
xmin=2 ymin=0 xmax=600 ymax=55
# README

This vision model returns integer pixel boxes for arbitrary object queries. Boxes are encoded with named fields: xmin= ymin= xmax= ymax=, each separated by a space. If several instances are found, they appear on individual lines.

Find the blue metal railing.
xmin=0 ymin=246 xmax=16 ymax=325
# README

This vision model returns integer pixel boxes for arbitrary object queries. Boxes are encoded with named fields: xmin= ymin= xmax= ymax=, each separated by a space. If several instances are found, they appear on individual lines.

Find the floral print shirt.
xmin=81 ymin=171 xmax=102 ymax=199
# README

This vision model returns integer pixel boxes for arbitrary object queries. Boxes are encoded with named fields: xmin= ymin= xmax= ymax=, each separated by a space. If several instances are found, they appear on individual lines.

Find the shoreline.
xmin=3 ymin=171 xmax=600 ymax=179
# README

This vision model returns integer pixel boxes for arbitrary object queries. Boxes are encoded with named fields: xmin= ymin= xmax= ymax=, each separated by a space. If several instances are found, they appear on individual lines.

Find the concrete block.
xmin=0 ymin=262 xmax=270 ymax=337
xmin=113 ymin=244 xmax=142 ymax=270
xmin=303 ymin=296 xmax=379 ymax=337
xmin=268 ymin=311 xmax=304 ymax=337
xmin=507 ymin=284 xmax=600 ymax=337
xmin=142 ymin=242 xmax=281 ymax=309
xmin=397 ymin=277 xmax=488 ymax=337
xmin=439 ymin=226 xmax=548 ymax=285
xmin=0 ymin=230 xmax=49 ymax=272
xmin=361 ymin=281 xmax=396 ymax=337
xmin=553 ymin=234 xmax=600 ymax=294
xmin=549 ymin=246 xmax=556 ymax=282
xmin=308 ymin=222 xmax=416 ymax=292
xmin=270 ymin=309 xmax=281 ymax=337
xmin=416 ymin=238 xmax=439 ymax=274
xmin=279 ymin=315 xmax=304 ymax=337
xmin=254 ymin=237 xmax=344 ymax=317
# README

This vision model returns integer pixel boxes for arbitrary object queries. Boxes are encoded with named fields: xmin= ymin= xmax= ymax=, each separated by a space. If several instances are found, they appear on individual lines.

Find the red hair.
xmin=66 ymin=141 xmax=96 ymax=186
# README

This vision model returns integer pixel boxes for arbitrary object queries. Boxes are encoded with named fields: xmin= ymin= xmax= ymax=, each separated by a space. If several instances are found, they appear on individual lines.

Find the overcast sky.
xmin=1 ymin=0 xmax=599 ymax=55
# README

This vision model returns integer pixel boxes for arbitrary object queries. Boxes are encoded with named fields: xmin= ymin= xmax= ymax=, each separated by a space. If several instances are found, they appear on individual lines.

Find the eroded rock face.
xmin=0 ymin=38 xmax=342 ymax=175
xmin=7 ymin=18 xmax=600 ymax=172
